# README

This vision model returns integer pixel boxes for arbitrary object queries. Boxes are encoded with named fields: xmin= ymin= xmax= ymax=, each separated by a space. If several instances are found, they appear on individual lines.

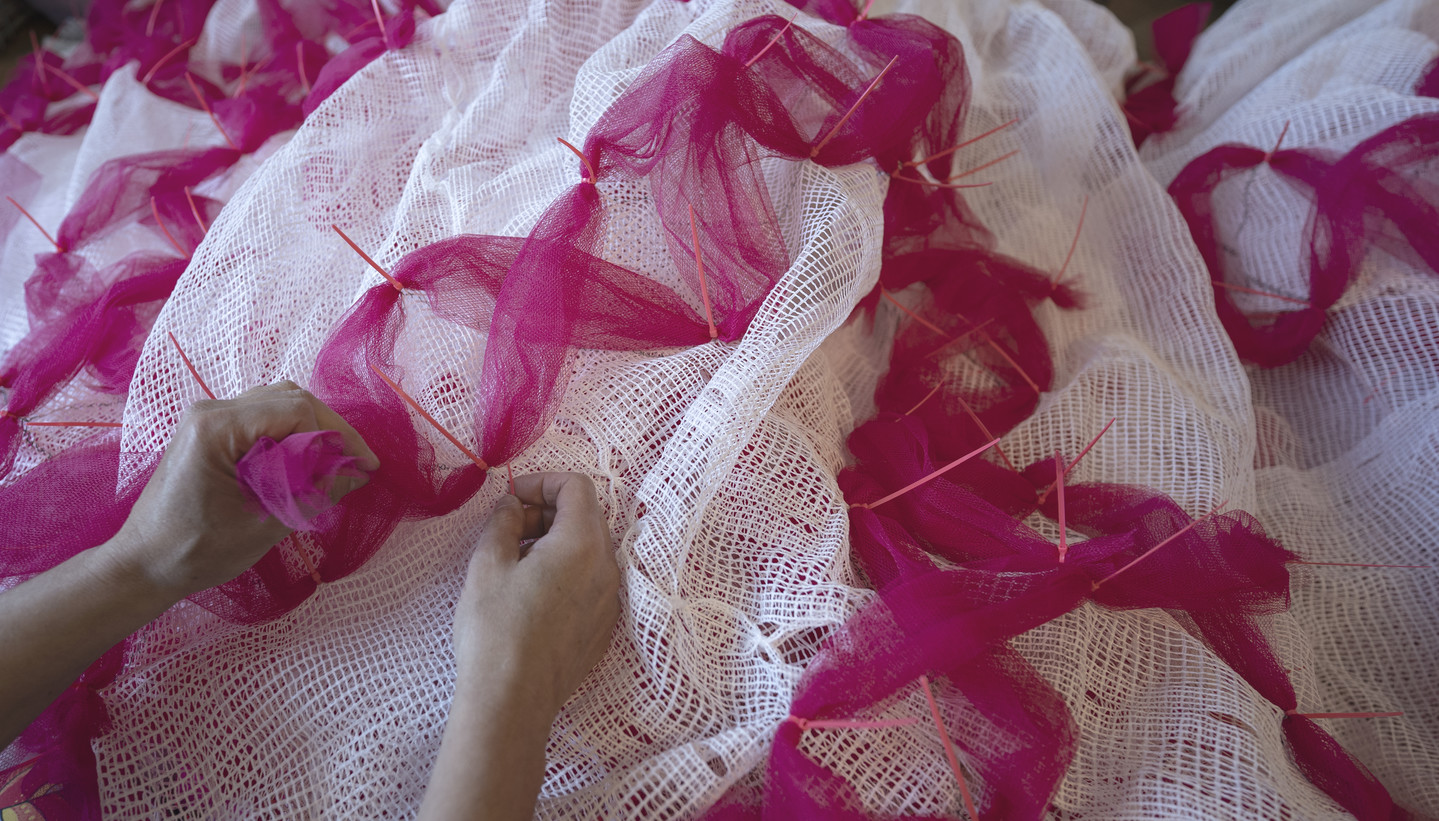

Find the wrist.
xmin=92 ymin=528 xmax=191 ymax=612
xmin=454 ymin=658 xmax=560 ymax=735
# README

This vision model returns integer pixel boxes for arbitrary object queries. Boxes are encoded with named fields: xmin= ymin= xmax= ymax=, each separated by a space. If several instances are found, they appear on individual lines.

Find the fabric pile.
xmin=0 ymin=0 xmax=1434 ymax=818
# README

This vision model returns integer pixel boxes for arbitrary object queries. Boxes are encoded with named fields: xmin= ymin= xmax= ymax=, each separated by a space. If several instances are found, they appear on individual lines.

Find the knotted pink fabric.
xmin=1 ymin=0 xmax=1428 ymax=816
xmin=1170 ymin=113 xmax=1439 ymax=367
xmin=1121 ymin=3 xmax=1210 ymax=146
xmin=236 ymin=431 xmax=365 ymax=530
xmin=0 ymin=3 xmax=456 ymax=813
xmin=1168 ymin=143 xmax=1349 ymax=367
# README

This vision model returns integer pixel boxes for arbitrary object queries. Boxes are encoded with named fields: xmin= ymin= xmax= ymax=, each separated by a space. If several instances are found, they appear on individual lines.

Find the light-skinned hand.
xmin=454 ymin=472 xmax=621 ymax=717
xmin=112 ymin=380 xmax=380 ymax=600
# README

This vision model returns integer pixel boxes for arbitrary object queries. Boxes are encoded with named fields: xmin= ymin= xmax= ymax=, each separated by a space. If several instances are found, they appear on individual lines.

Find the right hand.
xmin=453 ymin=472 xmax=621 ymax=718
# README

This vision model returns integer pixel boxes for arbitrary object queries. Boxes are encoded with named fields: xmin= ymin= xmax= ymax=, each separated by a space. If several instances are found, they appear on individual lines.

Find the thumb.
xmin=325 ymin=469 xmax=372 ymax=505
xmin=473 ymin=495 xmax=525 ymax=566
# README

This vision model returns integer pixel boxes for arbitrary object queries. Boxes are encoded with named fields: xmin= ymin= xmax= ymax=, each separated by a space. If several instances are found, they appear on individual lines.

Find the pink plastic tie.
xmin=368 ymin=361 xmax=489 ymax=471
xmin=142 ymin=37 xmax=196 ymax=85
xmin=47 ymin=63 xmax=99 ymax=102
xmin=556 ymin=137 xmax=597 ymax=184
xmin=1052 ymin=195 xmax=1088 ymax=286
xmin=150 ymin=196 xmax=189 ymax=258
xmin=332 ymin=225 xmax=403 ymax=291
xmin=744 ymin=14 xmax=796 ymax=69
xmin=146 ymin=0 xmax=166 ymax=38
xmin=907 ymin=118 xmax=1018 ymax=168
xmin=184 ymin=187 xmax=208 ymax=235
xmin=1286 ymin=710 xmax=1403 ymax=719
xmin=853 ymin=438 xmax=1000 ymax=510
xmin=919 ymin=675 xmax=980 ymax=821
xmin=185 ymin=71 xmax=239 ymax=151
xmin=1038 ymin=417 xmax=1116 ymax=504
xmin=1094 ymin=501 xmax=1229 ymax=589
xmin=812 ymin=55 xmax=898 ymax=158
xmin=168 ymin=332 xmax=216 ymax=400
xmin=5 ymin=195 xmax=63 ymax=253
xmin=946 ymin=149 xmax=1020 ymax=182
xmin=688 ymin=204 xmax=719 ymax=339
xmin=1054 ymin=451 xmax=1068 ymax=563
xmin=1265 ymin=120 xmax=1291 ymax=162
xmin=786 ymin=715 xmax=921 ymax=732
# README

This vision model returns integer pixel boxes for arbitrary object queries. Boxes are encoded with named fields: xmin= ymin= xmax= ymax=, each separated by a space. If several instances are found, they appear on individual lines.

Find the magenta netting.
xmin=2 ymin=0 xmax=1436 ymax=817
xmin=1120 ymin=2 xmax=1211 ymax=148
xmin=0 ymin=0 xmax=463 ymax=813
xmin=235 ymin=430 xmax=364 ymax=530
xmin=1170 ymin=112 xmax=1439 ymax=367
xmin=150 ymin=2 xmax=984 ymax=628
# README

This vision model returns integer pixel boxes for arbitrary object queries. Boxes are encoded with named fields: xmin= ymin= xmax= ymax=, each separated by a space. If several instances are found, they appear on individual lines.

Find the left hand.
xmin=111 ymin=381 xmax=379 ymax=600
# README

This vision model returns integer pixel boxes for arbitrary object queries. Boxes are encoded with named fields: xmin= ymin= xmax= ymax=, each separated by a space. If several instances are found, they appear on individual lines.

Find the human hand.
xmin=111 ymin=381 xmax=379 ymax=601
xmin=454 ymin=472 xmax=621 ymax=719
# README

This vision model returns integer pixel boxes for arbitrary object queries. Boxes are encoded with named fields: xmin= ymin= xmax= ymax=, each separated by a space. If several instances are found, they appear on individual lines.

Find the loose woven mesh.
xmin=103 ymin=0 xmax=893 ymax=815
xmin=0 ymin=0 xmax=1414 ymax=818
xmin=1140 ymin=0 xmax=1439 ymax=814
xmin=0 ymin=61 xmax=249 ymax=485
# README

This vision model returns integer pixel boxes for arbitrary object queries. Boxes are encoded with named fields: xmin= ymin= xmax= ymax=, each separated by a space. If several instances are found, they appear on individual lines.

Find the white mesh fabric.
xmin=0 ymin=59 xmax=282 ymax=486
xmin=1136 ymin=0 xmax=1439 ymax=813
xmin=104 ymin=0 xmax=891 ymax=816
xmin=61 ymin=0 xmax=1437 ymax=819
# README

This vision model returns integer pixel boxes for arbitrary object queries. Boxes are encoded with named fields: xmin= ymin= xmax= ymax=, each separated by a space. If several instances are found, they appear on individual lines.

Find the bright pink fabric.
xmin=1417 ymin=56 xmax=1439 ymax=97
xmin=1121 ymin=3 xmax=1210 ymax=146
xmin=236 ymin=431 xmax=365 ymax=530
xmin=1168 ymin=144 xmax=1344 ymax=366
xmin=0 ymin=3 xmax=450 ymax=813
xmin=0 ymin=253 xmax=187 ymax=476
xmin=1170 ymin=113 xmax=1439 ymax=367
xmin=0 ymin=0 xmax=1426 ymax=815
xmin=271 ymin=19 xmax=979 ymax=621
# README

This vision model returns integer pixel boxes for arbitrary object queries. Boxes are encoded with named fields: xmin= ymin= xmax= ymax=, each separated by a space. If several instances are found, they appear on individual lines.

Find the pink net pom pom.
xmin=236 ymin=430 xmax=365 ymax=531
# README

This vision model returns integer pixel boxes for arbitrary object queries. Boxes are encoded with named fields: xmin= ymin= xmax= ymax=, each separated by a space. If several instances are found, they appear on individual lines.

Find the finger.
xmin=227 ymin=384 xmax=379 ymax=473
xmin=520 ymin=504 xmax=549 ymax=541
xmin=185 ymin=393 xmax=317 ymax=467
xmin=326 ymin=471 xmax=371 ymax=504
xmin=295 ymin=391 xmax=380 ymax=472
xmin=510 ymin=473 xmax=583 ymax=538
xmin=473 ymin=495 xmax=526 ymax=566
xmin=196 ymin=387 xmax=380 ymax=479
xmin=510 ymin=472 xmax=600 ymax=517
xmin=234 ymin=380 xmax=303 ymax=400
xmin=230 ymin=392 xmax=322 ymax=454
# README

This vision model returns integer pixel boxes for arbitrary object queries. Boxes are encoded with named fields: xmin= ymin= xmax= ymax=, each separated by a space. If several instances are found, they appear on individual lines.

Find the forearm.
xmin=418 ymin=673 xmax=555 ymax=821
xmin=0 ymin=535 xmax=179 ymax=748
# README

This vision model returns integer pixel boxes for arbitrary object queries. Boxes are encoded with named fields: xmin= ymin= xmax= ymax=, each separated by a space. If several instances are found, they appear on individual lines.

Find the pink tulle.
xmin=1 ymin=0 xmax=1426 ymax=815
xmin=0 ymin=3 xmax=451 ymax=813
xmin=1121 ymin=3 xmax=1210 ymax=146
xmin=1416 ymin=56 xmax=1439 ymax=98
xmin=255 ymin=18 xmax=980 ymax=623
xmin=0 ymin=253 xmax=187 ymax=476
xmin=236 ymin=431 xmax=365 ymax=530
xmin=1170 ymin=113 xmax=1439 ymax=367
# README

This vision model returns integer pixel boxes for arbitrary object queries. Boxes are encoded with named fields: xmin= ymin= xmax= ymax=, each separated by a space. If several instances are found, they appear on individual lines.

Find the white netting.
xmin=1137 ymin=0 xmax=1439 ymax=813
xmin=0 ymin=0 xmax=1416 ymax=817
xmin=0 ymin=61 xmax=284 ymax=486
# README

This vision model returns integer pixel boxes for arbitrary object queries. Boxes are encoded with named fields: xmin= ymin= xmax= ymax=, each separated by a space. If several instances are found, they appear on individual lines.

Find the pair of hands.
xmin=115 ymin=380 xmax=620 ymax=726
